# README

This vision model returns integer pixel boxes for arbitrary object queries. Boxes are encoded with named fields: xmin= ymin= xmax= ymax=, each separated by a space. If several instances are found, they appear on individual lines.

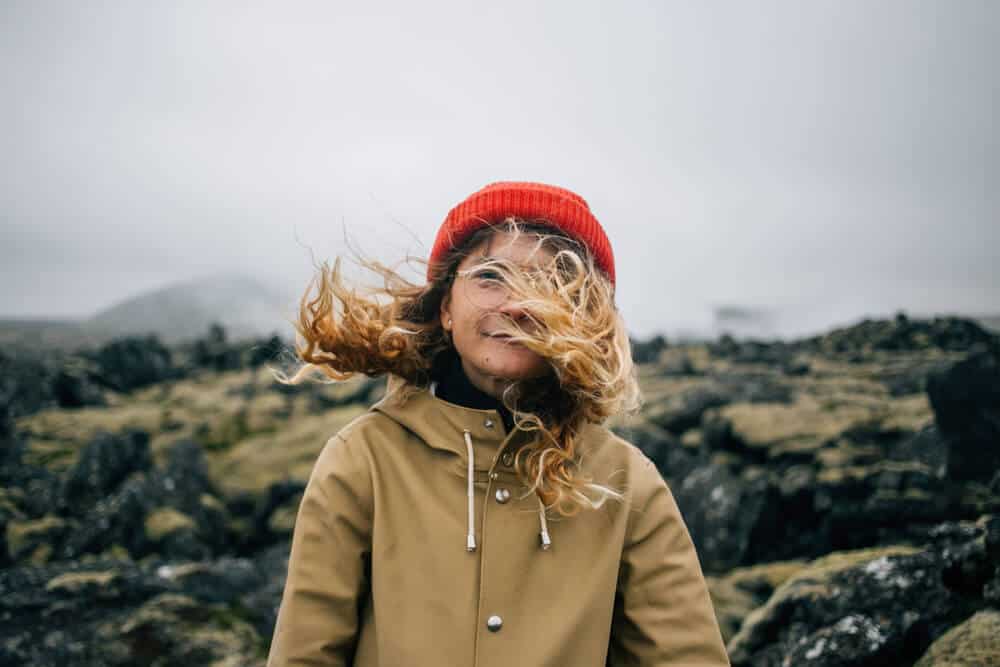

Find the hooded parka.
xmin=268 ymin=376 xmax=729 ymax=666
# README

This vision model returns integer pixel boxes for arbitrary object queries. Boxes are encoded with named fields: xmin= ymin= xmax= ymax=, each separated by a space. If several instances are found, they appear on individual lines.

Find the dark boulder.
xmin=887 ymin=424 xmax=949 ymax=474
xmin=877 ymin=358 xmax=952 ymax=397
xmin=715 ymin=372 xmax=793 ymax=404
xmin=803 ymin=313 xmax=997 ymax=357
xmin=0 ymin=424 xmax=62 ymax=525
xmin=0 ymin=554 xmax=279 ymax=667
xmin=671 ymin=462 xmax=778 ymax=573
xmin=190 ymin=323 xmax=244 ymax=372
xmin=61 ymin=431 xmax=152 ymax=516
xmin=646 ymin=386 xmax=730 ymax=435
xmin=89 ymin=335 xmax=176 ymax=393
xmin=812 ymin=461 xmax=950 ymax=554
xmin=240 ymin=479 xmax=307 ymax=550
xmin=60 ymin=440 xmax=230 ymax=562
xmin=728 ymin=516 xmax=1000 ymax=667
xmin=710 ymin=336 xmax=796 ymax=367
xmin=51 ymin=358 xmax=107 ymax=408
xmin=0 ymin=350 xmax=57 ymax=418
xmin=926 ymin=344 xmax=1000 ymax=483
xmin=630 ymin=334 xmax=668 ymax=365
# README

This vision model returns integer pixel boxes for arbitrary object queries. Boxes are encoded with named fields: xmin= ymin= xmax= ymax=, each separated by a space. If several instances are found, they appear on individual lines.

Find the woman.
xmin=268 ymin=182 xmax=729 ymax=666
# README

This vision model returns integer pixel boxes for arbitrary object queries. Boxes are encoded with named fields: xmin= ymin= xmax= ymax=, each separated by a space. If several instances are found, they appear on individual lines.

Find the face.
xmin=440 ymin=230 xmax=555 ymax=398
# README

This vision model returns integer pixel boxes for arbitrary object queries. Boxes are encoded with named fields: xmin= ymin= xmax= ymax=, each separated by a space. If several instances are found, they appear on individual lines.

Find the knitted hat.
xmin=428 ymin=181 xmax=615 ymax=285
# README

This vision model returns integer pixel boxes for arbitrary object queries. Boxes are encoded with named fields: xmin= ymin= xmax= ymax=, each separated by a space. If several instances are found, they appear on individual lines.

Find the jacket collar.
xmin=372 ymin=375 xmax=531 ymax=464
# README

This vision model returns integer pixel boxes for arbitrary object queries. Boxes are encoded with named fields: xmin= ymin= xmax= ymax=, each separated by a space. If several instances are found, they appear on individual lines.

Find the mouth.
xmin=484 ymin=332 xmax=532 ymax=349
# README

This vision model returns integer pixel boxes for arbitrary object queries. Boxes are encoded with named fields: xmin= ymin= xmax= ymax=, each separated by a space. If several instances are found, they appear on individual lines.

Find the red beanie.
xmin=428 ymin=181 xmax=615 ymax=285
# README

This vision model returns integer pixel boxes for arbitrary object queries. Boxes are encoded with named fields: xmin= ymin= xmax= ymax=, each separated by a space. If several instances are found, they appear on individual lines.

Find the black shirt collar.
xmin=433 ymin=349 xmax=515 ymax=430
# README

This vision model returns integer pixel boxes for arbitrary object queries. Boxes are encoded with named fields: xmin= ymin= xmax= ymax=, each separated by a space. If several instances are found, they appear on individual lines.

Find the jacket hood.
xmin=372 ymin=375 xmax=532 ymax=461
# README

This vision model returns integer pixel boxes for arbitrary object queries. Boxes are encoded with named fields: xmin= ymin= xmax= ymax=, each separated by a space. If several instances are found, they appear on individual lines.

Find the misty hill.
xmin=85 ymin=274 xmax=294 ymax=344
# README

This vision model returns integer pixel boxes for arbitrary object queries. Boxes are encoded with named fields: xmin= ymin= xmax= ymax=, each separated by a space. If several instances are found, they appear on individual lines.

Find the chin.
xmin=482 ymin=349 xmax=549 ymax=381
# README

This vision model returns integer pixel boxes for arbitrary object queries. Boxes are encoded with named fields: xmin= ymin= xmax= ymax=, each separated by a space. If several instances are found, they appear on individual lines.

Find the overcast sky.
xmin=2 ymin=0 xmax=997 ymax=337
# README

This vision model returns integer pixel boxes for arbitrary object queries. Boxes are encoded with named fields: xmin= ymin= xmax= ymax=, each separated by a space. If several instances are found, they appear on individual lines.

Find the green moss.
xmin=46 ymin=570 xmax=119 ymax=594
xmin=915 ymin=610 xmax=1000 ymax=666
xmin=145 ymin=508 xmax=195 ymax=541
xmin=267 ymin=499 xmax=300 ymax=536
xmin=791 ymin=545 xmax=921 ymax=582
xmin=6 ymin=515 xmax=67 ymax=560
xmin=196 ymin=410 xmax=252 ymax=452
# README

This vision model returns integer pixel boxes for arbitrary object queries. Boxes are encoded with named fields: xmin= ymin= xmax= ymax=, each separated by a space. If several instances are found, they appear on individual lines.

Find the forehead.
xmin=457 ymin=230 xmax=556 ymax=270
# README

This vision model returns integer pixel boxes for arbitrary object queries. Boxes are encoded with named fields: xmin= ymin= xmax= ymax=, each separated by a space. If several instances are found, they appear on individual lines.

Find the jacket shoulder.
xmin=578 ymin=423 xmax=669 ymax=500
xmin=310 ymin=410 xmax=408 ymax=480
xmin=328 ymin=408 xmax=409 ymax=448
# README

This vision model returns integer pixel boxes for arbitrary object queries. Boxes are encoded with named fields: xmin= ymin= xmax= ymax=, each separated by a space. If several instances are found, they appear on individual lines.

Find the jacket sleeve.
xmin=608 ymin=457 xmax=730 ymax=666
xmin=267 ymin=433 xmax=373 ymax=667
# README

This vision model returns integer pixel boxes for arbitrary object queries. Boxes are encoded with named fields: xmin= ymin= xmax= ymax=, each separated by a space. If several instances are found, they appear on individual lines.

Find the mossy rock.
xmin=914 ymin=610 xmax=1000 ymax=666
xmin=706 ymin=575 xmax=756 ymax=644
xmin=727 ymin=544 xmax=938 ymax=666
xmin=6 ymin=515 xmax=70 ymax=563
xmin=718 ymin=394 xmax=885 ymax=459
xmin=100 ymin=593 xmax=265 ymax=667
xmin=707 ymin=559 xmax=808 ymax=643
xmin=723 ymin=559 xmax=808 ymax=597
xmin=145 ymin=508 xmax=196 ymax=541
xmin=267 ymin=495 xmax=302 ymax=536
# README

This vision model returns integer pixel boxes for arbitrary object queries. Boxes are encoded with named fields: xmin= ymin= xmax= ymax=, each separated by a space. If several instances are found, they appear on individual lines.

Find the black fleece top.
xmin=433 ymin=349 xmax=515 ymax=431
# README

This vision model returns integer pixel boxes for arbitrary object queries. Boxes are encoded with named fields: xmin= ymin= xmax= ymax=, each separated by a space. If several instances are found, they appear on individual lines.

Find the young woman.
xmin=268 ymin=182 xmax=729 ymax=666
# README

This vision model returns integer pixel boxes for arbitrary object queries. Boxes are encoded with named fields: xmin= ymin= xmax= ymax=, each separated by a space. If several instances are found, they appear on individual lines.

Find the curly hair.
xmin=290 ymin=219 xmax=640 ymax=515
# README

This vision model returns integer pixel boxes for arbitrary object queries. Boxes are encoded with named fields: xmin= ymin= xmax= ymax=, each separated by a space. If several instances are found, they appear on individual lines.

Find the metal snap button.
xmin=489 ymin=472 xmax=498 ymax=480
xmin=501 ymin=451 xmax=514 ymax=467
xmin=495 ymin=488 xmax=511 ymax=504
xmin=486 ymin=615 xmax=503 ymax=632
xmin=484 ymin=418 xmax=495 ymax=429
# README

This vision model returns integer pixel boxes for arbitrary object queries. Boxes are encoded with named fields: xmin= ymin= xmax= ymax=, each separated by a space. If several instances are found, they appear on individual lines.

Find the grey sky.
xmin=2 ymin=0 xmax=998 ymax=337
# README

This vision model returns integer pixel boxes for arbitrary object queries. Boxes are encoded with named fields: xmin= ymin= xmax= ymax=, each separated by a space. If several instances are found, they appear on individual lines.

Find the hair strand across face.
xmin=287 ymin=219 xmax=640 ymax=515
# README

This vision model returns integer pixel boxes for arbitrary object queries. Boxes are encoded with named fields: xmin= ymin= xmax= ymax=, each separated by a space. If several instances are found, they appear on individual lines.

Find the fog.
xmin=2 ymin=0 xmax=998 ymax=338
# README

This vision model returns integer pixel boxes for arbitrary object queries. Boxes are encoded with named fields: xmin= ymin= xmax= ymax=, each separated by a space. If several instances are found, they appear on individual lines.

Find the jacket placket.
xmin=467 ymin=418 xmax=545 ymax=667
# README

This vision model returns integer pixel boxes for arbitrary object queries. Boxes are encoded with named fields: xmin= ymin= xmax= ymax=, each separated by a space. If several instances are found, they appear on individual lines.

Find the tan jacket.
xmin=268 ymin=379 xmax=729 ymax=666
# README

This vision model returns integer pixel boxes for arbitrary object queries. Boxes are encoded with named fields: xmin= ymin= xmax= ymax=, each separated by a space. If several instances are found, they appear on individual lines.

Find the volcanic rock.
xmin=61 ymin=430 xmax=152 ymax=515
xmin=728 ymin=516 xmax=1000 ymax=667
xmin=926 ymin=344 xmax=1000 ymax=483
xmin=90 ymin=335 xmax=176 ymax=393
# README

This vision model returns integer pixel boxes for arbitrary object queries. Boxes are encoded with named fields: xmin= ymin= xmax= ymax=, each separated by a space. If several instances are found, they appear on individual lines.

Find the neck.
xmin=434 ymin=350 xmax=515 ymax=429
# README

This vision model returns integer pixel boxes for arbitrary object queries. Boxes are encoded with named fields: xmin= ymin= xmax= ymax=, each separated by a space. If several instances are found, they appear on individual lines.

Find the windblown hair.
xmin=291 ymin=219 xmax=641 ymax=515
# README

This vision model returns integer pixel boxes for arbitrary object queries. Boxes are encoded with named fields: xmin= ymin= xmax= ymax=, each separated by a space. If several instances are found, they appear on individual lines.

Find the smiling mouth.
xmin=485 ymin=332 xmax=524 ymax=345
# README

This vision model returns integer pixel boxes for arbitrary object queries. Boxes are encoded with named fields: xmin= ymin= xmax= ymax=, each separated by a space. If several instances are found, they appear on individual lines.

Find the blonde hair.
xmin=292 ymin=219 xmax=640 ymax=515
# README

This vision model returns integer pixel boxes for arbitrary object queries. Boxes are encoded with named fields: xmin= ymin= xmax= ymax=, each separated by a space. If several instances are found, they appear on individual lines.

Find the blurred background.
xmin=2 ymin=2 xmax=999 ymax=666
xmin=3 ymin=0 xmax=997 ymax=343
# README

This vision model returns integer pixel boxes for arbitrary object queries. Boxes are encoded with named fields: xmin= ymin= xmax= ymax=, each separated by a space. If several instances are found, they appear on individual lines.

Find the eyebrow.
xmin=464 ymin=257 xmax=542 ymax=274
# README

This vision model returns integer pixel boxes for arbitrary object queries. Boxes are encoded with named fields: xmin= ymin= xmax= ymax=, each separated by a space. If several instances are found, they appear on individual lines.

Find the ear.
xmin=440 ymin=291 xmax=453 ymax=332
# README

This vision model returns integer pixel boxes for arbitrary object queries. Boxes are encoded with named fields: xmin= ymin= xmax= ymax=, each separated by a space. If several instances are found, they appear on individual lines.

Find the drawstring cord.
xmin=463 ymin=430 xmax=476 ymax=552
xmin=463 ymin=428 xmax=551 ymax=552
xmin=538 ymin=497 xmax=551 ymax=550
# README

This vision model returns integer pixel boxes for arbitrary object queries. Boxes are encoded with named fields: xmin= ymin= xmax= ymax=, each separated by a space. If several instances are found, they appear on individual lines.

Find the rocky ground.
xmin=1 ymin=314 xmax=998 ymax=666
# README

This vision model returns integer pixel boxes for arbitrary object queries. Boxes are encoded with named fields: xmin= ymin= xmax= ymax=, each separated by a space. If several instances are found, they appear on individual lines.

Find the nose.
xmin=496 ymin=297 xmax=528 ymax=321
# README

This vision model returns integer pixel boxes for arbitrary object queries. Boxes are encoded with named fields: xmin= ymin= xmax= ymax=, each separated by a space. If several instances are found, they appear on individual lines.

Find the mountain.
xmin=85 ymin=274 xmax=295 ymax=343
